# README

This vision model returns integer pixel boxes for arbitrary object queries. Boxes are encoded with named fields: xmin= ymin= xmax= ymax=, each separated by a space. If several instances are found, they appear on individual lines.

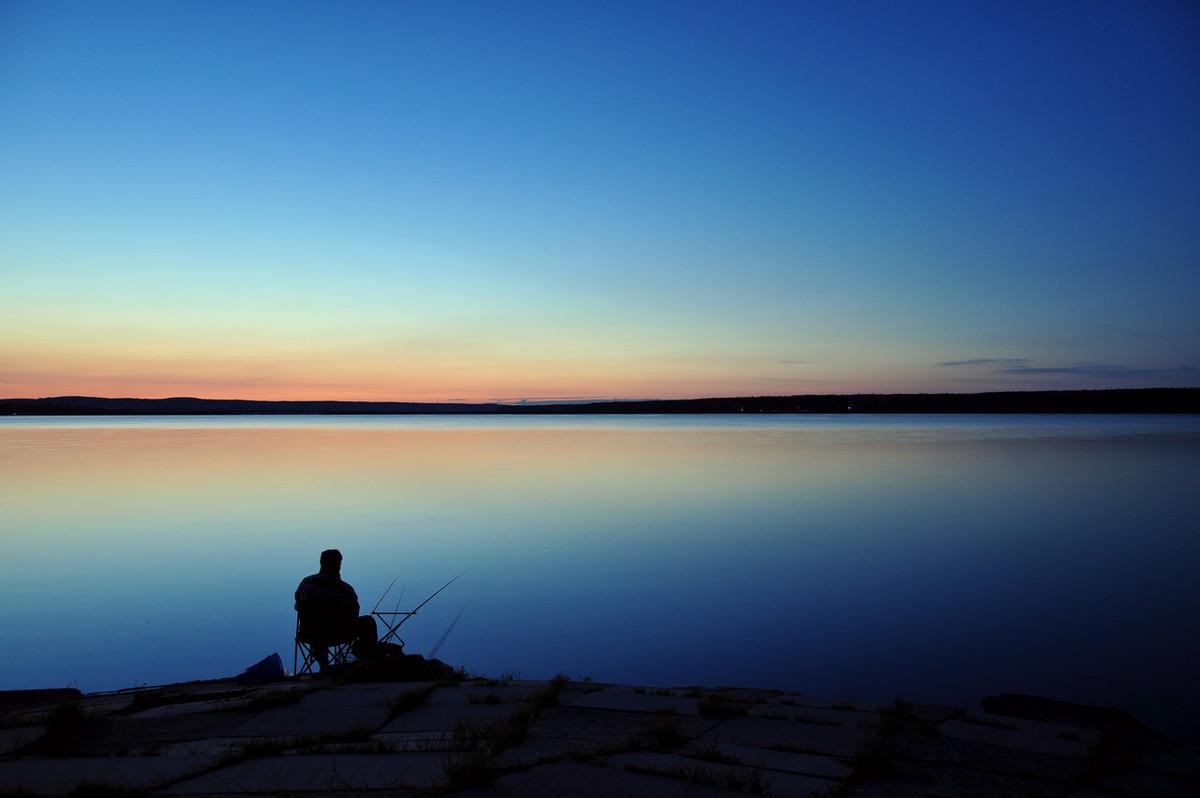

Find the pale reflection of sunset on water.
xmin=3 ymin=415 xmax=1198 ymax=734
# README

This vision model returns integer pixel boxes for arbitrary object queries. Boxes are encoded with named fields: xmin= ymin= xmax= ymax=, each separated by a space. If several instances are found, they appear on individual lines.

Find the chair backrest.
xmin=295 ymin=602 xmax=354 ymax=643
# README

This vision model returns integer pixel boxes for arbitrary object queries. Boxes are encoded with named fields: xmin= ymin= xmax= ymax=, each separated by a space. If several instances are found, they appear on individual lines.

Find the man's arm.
xmin=295 ymin=577 xmax=312 ymax=612
xmin=341 ymin=582 xmax=361 ymax=617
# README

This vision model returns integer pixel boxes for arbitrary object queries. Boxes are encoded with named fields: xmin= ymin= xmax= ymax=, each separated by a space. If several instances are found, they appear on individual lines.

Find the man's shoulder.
xmin=296 ymin=573 xmax=355 ymax=599
xmin=297 ymin=572 xmax=325 ymax=589
xmin=296 ymin=573 xmax=339 ymax=597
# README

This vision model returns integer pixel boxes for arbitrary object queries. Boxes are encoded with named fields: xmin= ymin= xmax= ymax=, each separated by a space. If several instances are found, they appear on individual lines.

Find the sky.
xmin=1 ymin=0 xmax=1197 ymax=402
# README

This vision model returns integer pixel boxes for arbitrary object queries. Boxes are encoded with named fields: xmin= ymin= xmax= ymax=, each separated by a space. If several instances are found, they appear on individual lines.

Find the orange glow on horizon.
xmin=0 ymin=355 xmax=896 ymax=402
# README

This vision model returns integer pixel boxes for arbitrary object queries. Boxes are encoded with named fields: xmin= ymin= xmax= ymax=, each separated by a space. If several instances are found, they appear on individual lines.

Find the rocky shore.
xmin=1 ymin=674 xmax=1196 ymax=796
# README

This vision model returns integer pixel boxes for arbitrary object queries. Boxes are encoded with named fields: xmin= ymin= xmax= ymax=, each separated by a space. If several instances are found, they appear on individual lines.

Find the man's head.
xmin=319 ymin=548 xmax=342 ymax=575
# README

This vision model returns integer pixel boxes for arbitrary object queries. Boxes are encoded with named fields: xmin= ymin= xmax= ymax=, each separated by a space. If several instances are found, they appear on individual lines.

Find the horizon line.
xmin=4 ymin=387 xmax=1199 ymax=406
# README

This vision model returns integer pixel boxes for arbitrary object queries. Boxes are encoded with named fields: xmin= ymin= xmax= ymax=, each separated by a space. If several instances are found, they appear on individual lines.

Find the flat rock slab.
xmin=697 ymin=716 xmax=873 ymax=759
xmin=128 ymin=683 xmax=319 ymax=720
xmin=490 ymin=705 xmax=720 ymax=769
xmin=77 ymin=692 xmax=137 ymax=715
xmin=1095 ymin=769 xmax=1199 ymax=797
xmin=761 ymin=696 xmax=880 ymax=713
xmin=0 ymin=725 xmax=44 ymax=755
xmin=1145 ymin=747 xmax=1200 ymax=777
xmin=939 ymin=719 xmax=1093 ymax=757
xmin=168 ymin=679 xmax=244 ymax=695
xmin=457 ymin=680 xmax=549 ymax=703
xmin=887 ymin=760 xmax=1081 ymax=798
xmin=0 ymin=754 xmax=217 ymax=794
xmin=455 ymin=760 xmax=745 ymax=797
xmin=567 ymin=688 xmax=700 ymax=715
xmin=165 ymin=752 xmax=446 ymax=793
xmin=120 ymin=680 xmax=245 ymax=705
xmin=897 ymin=732 xmax=1092 ymax=783
xmin=371 ymin=729 xmax=465 ymax=752
xmin=233 ymin=683 xmax=423 ymax=738
xmin=955 ymin=712 xmax=1102 ymax=747
xmin=698 ymin=688 xmax=786 ymax=705
xmin=5 ymin=675 xmax=1192 ymax=798
xmin=423 ymin=681 xmax=546 ymax=708
xmin=747 ymin=704 xmax=875 ymax=729
xmin=377 ymin=684 xmax=527 ymax=735
xmin=609 ymin=751 xmax=839 ymax=797
xmin=555 ymin=685 xmax=609 ymax=704
xmin=76 ymin=709 xmax=261 ymax=754
xmin=157 ymin=737 xmax=262 ymax=757
xmin=685 ymin=742 xmax=852 ymax=780
xmin=129 ymin=695 xmax=259 ymax=720
xmin=378 ymin=700 xmax=521 ymax=735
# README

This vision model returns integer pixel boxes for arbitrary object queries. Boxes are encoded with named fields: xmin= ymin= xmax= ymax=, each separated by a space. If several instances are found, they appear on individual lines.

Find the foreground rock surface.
xmin=1 ymin=677 xmax=1196 ymax=796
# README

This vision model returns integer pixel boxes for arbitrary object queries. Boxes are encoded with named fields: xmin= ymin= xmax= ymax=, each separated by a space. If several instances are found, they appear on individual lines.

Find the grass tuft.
xmin=435 ymin=675 xmax=570 ymax=789
xmin=527 ymin=675 xmax=568 ymax=714
xmin=692 ymin=740 xmax=742 ymax=765
xmin=243 ymin=687 xmax=313 ymax=713
xmin=480 ymin=670 xmax=519 ymax=687
xmin=648 ymin=714 xmax=687 ymax=750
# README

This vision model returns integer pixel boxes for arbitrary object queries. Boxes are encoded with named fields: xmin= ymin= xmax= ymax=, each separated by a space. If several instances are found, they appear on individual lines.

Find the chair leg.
xmin=293 ymin=637 xmax=354 ymax=676
xmin=294 ymin=639 xmax=318 ymax=676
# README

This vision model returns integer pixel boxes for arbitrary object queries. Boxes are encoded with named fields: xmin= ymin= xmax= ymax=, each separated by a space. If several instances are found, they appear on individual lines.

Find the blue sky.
xmin=1 ymin=0 xmax=1197 ymax=400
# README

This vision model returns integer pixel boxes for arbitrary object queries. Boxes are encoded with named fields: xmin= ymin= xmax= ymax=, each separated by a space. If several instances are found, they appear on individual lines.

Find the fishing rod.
xmin=402 ymin=572 xmax=464 ymax=627
xmin=374 ymin=572 xmax=465 ymax=646
xmin=369 ymin=575 xmax=401 ymax=615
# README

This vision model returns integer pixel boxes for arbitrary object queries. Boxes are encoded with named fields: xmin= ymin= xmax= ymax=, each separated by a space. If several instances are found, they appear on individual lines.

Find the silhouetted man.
xmin=295 ymin=549 xmax=377 ymax=669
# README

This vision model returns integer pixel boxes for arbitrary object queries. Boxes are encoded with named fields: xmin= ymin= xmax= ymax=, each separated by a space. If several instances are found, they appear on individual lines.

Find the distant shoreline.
xmin=2 ymin=388 xmax=1197 ymax=415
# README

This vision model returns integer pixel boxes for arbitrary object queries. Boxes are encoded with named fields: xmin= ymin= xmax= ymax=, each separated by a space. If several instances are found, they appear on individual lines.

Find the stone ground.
xmin=1 ymin=676 xmax=1196 ymax=796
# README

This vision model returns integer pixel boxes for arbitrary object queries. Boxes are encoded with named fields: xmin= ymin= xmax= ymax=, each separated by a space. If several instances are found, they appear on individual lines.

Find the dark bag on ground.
xmin=237 ymin=652 xmax=286 ymax=684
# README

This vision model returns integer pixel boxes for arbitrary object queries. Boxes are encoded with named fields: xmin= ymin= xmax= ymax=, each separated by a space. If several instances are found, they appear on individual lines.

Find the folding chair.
xmin=293 ymin=616 xmax=353 ymax=676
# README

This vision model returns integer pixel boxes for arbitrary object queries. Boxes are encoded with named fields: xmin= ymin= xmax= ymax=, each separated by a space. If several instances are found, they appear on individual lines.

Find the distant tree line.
xmin=1 ymin=388 xmax=1197 ymax=415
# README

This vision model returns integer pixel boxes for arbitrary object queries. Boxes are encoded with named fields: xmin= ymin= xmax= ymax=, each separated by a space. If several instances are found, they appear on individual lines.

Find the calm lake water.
xmin=2 ymin=415 xmax=1198 ymax=734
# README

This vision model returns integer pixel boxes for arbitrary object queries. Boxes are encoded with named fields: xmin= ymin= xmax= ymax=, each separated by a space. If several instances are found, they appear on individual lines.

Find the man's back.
xmin=295 ymin=572 xmax=358 ymax=612
xmin=295 ymin=571 xmax=360 ymax=642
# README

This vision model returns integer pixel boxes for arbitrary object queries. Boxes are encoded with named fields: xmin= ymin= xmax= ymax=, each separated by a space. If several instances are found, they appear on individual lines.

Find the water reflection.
xmin=1 ymin=416 xmax=1198 ymax=734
